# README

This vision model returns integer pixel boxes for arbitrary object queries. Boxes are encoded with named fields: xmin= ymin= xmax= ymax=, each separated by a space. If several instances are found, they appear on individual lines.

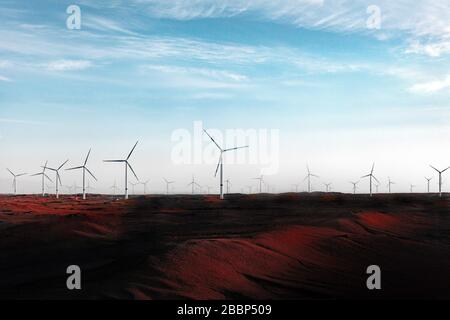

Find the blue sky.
xmin=1 ymin=0 xmax=449 ymax=194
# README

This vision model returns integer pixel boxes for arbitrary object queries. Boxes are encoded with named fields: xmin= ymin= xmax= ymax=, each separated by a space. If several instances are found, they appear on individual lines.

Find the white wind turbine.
xmin=66 ymin=149 xmax=97 ymax=200
xmin=6 ymin=168 xmax=27 ymax=195
xmin=425 ymin=177 xmax=433 ymax=193
xmin=187 ymin=176 xmax=201 ymax=194
xmin=30 ymin=161 xmax=52 ymax=196
xmin=225 ymin=179 xmax=232 ymax=194
xmin=349 ymin=181 xmax=359 ymax=194
xmin=163 ymin=178 xmax=175 ymax=195
xmin=203 ymin=128 xmax=248 ymax=200
xmin=139 ymin=179 xmax=150 ymax=194
xmin=253 ymin=175 xmax=264 ymax=193
xmin=430 ymin=165 xmax=449 ymax=197
xmin=304 ymin=165 xmax=318 ymax=193
xmin=410 ymin=184 xmax=416 ymax=193
xmin=104 ymin=141 xmax=139 ymax=199
xmin=324 ymin=183 xmax=332 ymax=193
xmin=110 ymin=180 xmax=119 ymax=195
xmin=44 ymin=160 xmax=69 ymax=199
xmin=387 ymin=177 xmax=395 ymax=194
xmin=361 ymin=163 xmax=379 ymax=197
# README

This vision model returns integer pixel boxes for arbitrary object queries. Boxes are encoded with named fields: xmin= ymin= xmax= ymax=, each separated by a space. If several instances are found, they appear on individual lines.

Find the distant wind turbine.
xmin=429 ymin=165 xmax=449 ymax=197
xmin=129 ymin=181 xmax=138 ymax=195
xmin=387 ymin=177 xmax=395 ymax=194
xmin=6 ymin=168 xmax=27 ymax=195
xmin=104 ymin=141 xmax=139 ymax=199
xmin=361 ymin=163 xmax=379 ymax=197
xmin=30 ymin=161 xmax=52 ymax=196
xmin=425 ymin=177 xmax=433 ymax=193
xmin=292 ymin=183 xmax=299 ymax=193
xmin=253 ymin=175 xmax=264 ymax=193
xmin=304 ymin=165 xmax=318 ymax=193
xmin=66 ymin=149 xmax=97 ymax=200
xmin=203 ymin=128 xmax=248 ymax=200
xmin=139 ymin=179 xmax=150 ymax=194
xmin=225 ymin=179 xmax=231 ymax=194
xmin=350 ymin=181 xmax=359 ymax=194
xmin=410 ymin=184 xmax=416 ymax=193
xmin=110 ymin=180 xmax=119 ymax=195
xmin=163 ymin=178 xmax=175 ymax=195
xmin=324 ymin=183 xmax=332 ymax=193
xmin=44 ymin=160 xmax=69 ymax=199
xmin=187 ymin=176 xmax=201 ymax=194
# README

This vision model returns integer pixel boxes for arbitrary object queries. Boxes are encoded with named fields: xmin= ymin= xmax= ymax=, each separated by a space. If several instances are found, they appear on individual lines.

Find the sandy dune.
xmin=0 ymin=193 xmax=449 ymax=299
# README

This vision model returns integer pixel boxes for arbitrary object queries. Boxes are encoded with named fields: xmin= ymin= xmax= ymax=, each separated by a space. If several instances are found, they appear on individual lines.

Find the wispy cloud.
xmin=409 ymin=75 xmax=450 ymax=94
xmin=45 ymin=60 xmax=93 ymax=72
xmin=0 ymin=75 xmax=12 ymax=82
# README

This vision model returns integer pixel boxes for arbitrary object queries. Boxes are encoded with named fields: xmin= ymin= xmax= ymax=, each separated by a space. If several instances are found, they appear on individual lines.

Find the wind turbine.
xmin=350 ymin=181 xmax=359 ymax=194
xmin=44 ymin=160 xmax=69 ymax=199
xmin=66 ymin=149 xmax=97 ymax=200
xmin=187 ymin=176 xmax=201 ymax=194
xmin=205 ymin=185 xmax=213 ymax=194
xmin=387 ymin=177 xmax=395 ymax=193
xmin=361 ymin=163 xmax=379 ymax=197
xmin=163 ymin=178 xmax=175 ymax=195
xmin=110 ymin=180 xmax=119 ymax=195
xmin=203 ymin=128 xmax=248 ymax=200
xmin=292 ymin=184 xmax=299 ymax=193
xmin=129 ymin=181 xmax=138 ymax=195
xmin=86 ymin=180 xmax=95 ymax=194
xmin=139 ymin=179 xmax=150 ymax=194
xmin=253 ymin=175 xmax=264 ymax=193
xmin=429 ymin=165 xmax=449 ymax=197
xmin=247 ymin=185 xmax=253 ymax=194
xmin=304 ymin=165 xmax=318 ymax=193
xmin=425 ymin=177 xmax=433 ymax=193
xmin=225 ymin=179 xmax=231 ymax=194
xmin=30 ymin=161 xmax=52 ymax=196
xmin=104 ymin=141 xmax=139 ymax=199
xmin=6 ymin=168 xmax=27 ymax=195
xmin=410 ymin=184 xmax=416 ymax=193
xmin=324 ymin=183 xmax=332 ymax=193
xmin=375 ymin=184 xmax=380 ymax=193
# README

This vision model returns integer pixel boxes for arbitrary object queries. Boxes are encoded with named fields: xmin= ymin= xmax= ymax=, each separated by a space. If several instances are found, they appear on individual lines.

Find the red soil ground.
xmin=0 ymin=193 xmax=449 ymax=299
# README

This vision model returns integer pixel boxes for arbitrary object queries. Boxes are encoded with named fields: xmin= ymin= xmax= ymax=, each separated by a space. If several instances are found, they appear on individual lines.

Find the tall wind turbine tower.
xmin=425 ymin=177 xmax=433 ymax=193
xmin=139 ymin=179 xmax=150 ymax=194
xmin=324 ymin=183 xmax=332 ymax=193
xmin=104 ymin=141 xmax=139 ymax=199
xmin=430 ymin=165 xmax=449 ymax=197
xmin=304 ymin=165 xmax=318 ymax=193
xmin=44 ymin=160 xmax=69 ymax=199
xmin=410 ymin=184 xmax=416 ymax=193
xmin=66 ymin=149 xmax=97 ymax=200
xmin=6 ymin=169 xmax=27 ymax=195
xmin=30 ymin=161 xmax=52 ymax=196
xmin=203 ymin=128 xmax=248 ymax=200
xmin=361 ymin=163 xmax=379 ymax=197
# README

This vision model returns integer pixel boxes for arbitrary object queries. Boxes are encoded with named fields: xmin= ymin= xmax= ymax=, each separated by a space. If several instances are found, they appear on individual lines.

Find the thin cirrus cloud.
xmin=409 ymin=75 xmax=450 ymax=94
xmin=141 ymin=0 xmax=450 ymax=56
xmin=45 ymin=60 xmax=93 ymax=72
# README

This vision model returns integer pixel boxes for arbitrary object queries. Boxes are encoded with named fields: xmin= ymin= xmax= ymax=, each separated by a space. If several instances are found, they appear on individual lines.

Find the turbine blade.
xmin=6 ymin=168 xmax=14 ymax=176
xmin=66 ymin=166 xmax=83 ymax=171
xmin=85 ymin=167 xmax=98 ymax=181
xmin=127 ymin=162 xmax=139 ymax=181
xmin=58 ymin=159 xmax=69 ymax=170
xmin=44 ymin=173 xmax=53 ymax=182
xmin=57 ymin=173 xmax=62 ymax=186
xmin=442 ymin=167 xmax=450 ymax=173
xmin=214 ymin=155 xmax=222 ymax=177
xmin=126 ymin=141 xmax=139 ymax=161
xmin=16 ymin=173 xmax=27 ymax=177
xmin=361 ymin=174 xmax=370 ymax=178
xmin=203 ymin=129 xmax=222 ymax=151
xmin=430 ymin=165 xmax=439 ymax=172
xmin=30 ymin=173 xmax=42 ymax=176
xmin=372 ymin=175 xmax=380 ymax=184
xmin=103 ymin=160 xmax=125 ymax=163
xmin=223 ymin=145 xmax=249 ymax=152
xmin=84 ymin=148 xmax=91 ymax=166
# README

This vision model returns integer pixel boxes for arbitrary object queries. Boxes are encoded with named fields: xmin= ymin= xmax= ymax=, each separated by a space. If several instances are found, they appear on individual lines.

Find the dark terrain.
xmin=0 ymin=193 xmax=449 ymax=299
